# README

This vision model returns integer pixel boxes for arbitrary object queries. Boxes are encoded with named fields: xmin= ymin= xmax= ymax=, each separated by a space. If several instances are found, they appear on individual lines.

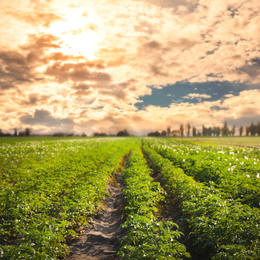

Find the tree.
xmin=246 ymin=126 xmax=250 ymax=136
xmin=14 ymin=128 xmax=18 ymax=136
xmin=167 ymin=126 xmax=171 ymax=137
xmin=208 ymin=127 xmax=212 ymax=136
xmin=25 ymin=128 xmax=31 ymax=136
xmin=249 ymin=122 xmax=257 ymax=136
xmin=222 ymin=121 xmax=229 ymax=136
xmin=117 ymin=129 xmax=130 ymax=136
xmin=192 ymin=126 xmax=197 ymax=137
xmin=257 ymin=122 xmax=260 ymax=136
xmin=53 ymin=132 xmax=65 ymax=137
xmin=239 ymin=126 xmax=243 ymax=136
xmin=202 ymin=125 xmax=207 ymax=136
xmin=161 ymin=130 xmax=167 ymax=137
xmin=19 ymin=131 xmax=25 ymax=136
xmin=187 ymin=123 xmax=191 ymax=137
xmin=231 ymin=125 xmax=236 ymax=136
xmin=93 ymin=132 xmax=108 ymax=137
xmin=147 ymin=131 xmax=161 ymax=137
xmin=216 ymin=126 xmax=221 ymax=136
xmin=180 ymin=124 xmax=184 ymax=136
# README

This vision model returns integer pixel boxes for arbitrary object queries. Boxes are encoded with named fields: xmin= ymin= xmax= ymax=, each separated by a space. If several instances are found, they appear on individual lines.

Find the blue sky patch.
xmin=135 ymin=81 xmax=260 ymax=109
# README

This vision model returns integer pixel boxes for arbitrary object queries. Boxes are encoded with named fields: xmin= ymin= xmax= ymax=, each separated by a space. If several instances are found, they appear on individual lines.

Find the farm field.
xmin=0 ymin=137 xmax=260 ymax=259
xmin=173 ymin=136 xmax=260 ymax=148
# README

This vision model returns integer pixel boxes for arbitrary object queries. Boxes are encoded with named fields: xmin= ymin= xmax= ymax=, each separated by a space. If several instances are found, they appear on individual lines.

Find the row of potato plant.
xmin=0 ymin=139 xmax=134 ymax=259
xmin=142 ymin=141 xmax=260 ymax=260
xmin=118 ymin=143 xmax=190 ymax=259
xmin=146 ymin=138 xmax=260 ymax=208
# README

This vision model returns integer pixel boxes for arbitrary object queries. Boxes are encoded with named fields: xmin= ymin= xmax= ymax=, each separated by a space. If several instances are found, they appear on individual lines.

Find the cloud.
xmin=0 ymin=34 xmax=61 ymax=91
xmin=0 ymin=50 xmax=35 ymax=90
xmin=134 ymin=0 xmax=198 ymax=10
xmin=183 ymin=93 xmax=212 ymax=99
xmin=21 ymin=94 xmax=51 ymax=106
xmin=45 ymin=62 xmax=112 ymax=83
xmin=0 ymin=0 xmax=260 ymax=135
xmin=238 ymin=58 xmax=260 ymax=79
xmin=20 ymin=109 xmax=73 ymax=127
xmin=7 ymin=11 xmax=63 ymax=27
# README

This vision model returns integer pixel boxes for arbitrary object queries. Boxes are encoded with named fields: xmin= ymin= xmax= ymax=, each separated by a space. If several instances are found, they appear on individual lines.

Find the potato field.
xmin=0 ymin=137 xmax=259 ymax=259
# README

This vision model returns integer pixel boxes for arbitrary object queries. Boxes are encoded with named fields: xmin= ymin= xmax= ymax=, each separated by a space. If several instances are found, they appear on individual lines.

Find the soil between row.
xmin=65 ymin=174 xmax=125 ymax=260
xmin=65 ymin=149 xmax=209 ymax=260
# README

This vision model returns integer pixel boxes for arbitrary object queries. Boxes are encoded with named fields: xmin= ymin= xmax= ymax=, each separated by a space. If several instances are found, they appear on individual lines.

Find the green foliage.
xmin=142 ymin=140 xmax=260 ymax=259
xmin=118 ymin=144 xmax=190 ymax=259
xmin=0 ymin=138 xmax=135 ymax=259
xmin=147 ymin=138 xmax=260 ymax=208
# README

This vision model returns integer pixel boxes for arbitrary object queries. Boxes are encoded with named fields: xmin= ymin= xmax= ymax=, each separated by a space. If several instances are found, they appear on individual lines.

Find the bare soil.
xmin=65 ymin=174 xmax=125 ymax=260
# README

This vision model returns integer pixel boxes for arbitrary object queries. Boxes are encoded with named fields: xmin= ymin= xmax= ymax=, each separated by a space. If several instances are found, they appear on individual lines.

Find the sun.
xmin=60 ymin=29 xmax=101 ymax=60
xmin=46 ymin=10 xmax=102 ymax=60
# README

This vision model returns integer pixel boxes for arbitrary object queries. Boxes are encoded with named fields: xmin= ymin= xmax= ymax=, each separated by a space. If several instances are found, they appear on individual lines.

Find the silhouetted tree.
xmin=246 ymin=126 xmax=250 ymax=136
xmin=161 ymin=130 xmax=167 ymax=136
xmin=249 ymin=122 xmax=257 ymax=136
xmin=19 ymin=131 xmax=26 ymax=136
xmin=257 ymin=122 xmax=260 ymax=135
xmin=0 ymin=129 xmax=12 ymax=136
xmin=239 ymin=126 xmax=243 ymax=136
xmin=25 ymin=128 xmax=31 ymax=136
xmin=53 ymin=132 xmax=65 ymax=137
xmin=93 ymin=132 xmax=108 ymax=137
xmin=202 ymin=125 xmax=207 ymax=136
xmin=117 ymin=129 xmax=130 ymax=136
xmin=231 ymin=125 xmax=236 ymax=136
xmin=180 ymin=124 xmax=184 ymax=136
xmin=192 ymin=126 xmax=197 ymax=136
xmin=81 ymin=133 xmax=87 ymax=137
xmin=167 ymin=126 xmax=171 ymax=137
xmin=148 ymin=131 xmax=161 ymax=137
xmin=222 ymin=121 xmax=229 ymax=136
xmin=216 ymin=126 xmax=221 ymax=136
xmin=14 ymin=128 xmax=18 ymax=136
xmin=208 ymin=127 xmax=213 ymax=136
xmin=187 ymin=123 xmax=191 ymax=136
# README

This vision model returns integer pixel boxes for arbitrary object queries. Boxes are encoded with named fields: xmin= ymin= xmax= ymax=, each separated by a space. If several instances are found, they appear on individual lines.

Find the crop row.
xmin=146 ymin=138 xmax=260 ymax=208
xmin=0 ymin=139 xmax=135 ymax=259
xmin=142 ymin=141 xmax=260 ymax=260
xmin=118 ymin=142 xmax=190 ymax=259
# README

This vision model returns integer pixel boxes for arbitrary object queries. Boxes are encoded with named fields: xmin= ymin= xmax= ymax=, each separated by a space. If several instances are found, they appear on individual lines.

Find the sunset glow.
xmin=46 ymin=10 xmax=102 ymax=59
xmin=0 ymin=0 xmax=259 ymax=136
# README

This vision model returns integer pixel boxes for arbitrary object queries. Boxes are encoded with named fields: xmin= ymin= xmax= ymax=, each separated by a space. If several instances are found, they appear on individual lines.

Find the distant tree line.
xmin=93 ymin=129 xmax=131 ymax=137
xmin=0 ymin=128 xmax=32 ymax=137
xmin=1 ymin=122 xmax=260 ymax=137
xmin=147 ymin=121 xmax=260 ymax=137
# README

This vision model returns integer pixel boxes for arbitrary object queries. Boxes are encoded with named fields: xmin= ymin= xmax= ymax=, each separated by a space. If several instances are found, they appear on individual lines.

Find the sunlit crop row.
xmin=146 ymin=138 xmax=260 ymax=208
xmin=143 ymin=139 xmax=260 ymax=259
xmin=0 ymin=138 xmax=134 ymax=259
xmin=118 ymin=142 xmax=190 ymax=259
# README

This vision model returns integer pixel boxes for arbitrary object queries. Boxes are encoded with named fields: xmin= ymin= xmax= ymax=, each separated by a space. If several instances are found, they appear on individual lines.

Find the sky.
xmin=0 ymin=0 xmax=259 ymax=136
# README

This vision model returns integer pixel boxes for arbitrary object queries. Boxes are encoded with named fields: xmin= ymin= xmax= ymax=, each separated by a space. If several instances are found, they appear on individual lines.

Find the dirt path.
xmin=65 ymin=175 xmax=125 ymax=260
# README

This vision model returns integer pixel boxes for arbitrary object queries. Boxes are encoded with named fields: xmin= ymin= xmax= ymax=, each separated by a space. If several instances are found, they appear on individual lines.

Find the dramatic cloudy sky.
xmin=0 ymin=0 xmax=259 ymax=135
